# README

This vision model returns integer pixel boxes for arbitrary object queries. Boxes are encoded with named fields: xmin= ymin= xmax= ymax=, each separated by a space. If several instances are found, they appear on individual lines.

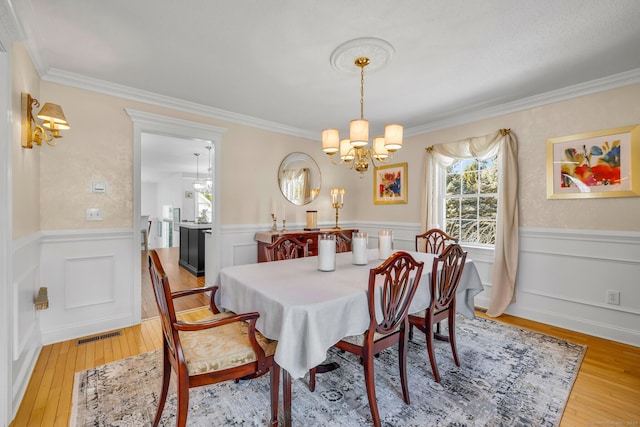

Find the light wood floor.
xmin=141 ymin=247 xmax=207 ymax=319
xmin=10 ymin=310 xmax=640 ymax=426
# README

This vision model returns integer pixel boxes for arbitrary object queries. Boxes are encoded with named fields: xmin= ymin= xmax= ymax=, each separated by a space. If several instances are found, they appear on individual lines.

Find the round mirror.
xmin=278 ymin=152 xmax=322 ymax=206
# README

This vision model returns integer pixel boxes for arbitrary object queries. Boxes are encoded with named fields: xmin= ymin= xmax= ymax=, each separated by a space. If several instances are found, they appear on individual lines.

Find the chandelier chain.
xmin=360 ymin=63 xmax=365 ymax=120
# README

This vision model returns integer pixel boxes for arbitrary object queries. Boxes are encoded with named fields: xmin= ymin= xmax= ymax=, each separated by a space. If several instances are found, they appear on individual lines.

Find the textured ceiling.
xmin=10 ymin=0 xmax=640 ymax=178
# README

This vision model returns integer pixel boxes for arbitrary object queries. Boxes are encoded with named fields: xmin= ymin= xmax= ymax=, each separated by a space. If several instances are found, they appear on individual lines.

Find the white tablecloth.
xmin=216 ymin=249 xmax=483 ymax=379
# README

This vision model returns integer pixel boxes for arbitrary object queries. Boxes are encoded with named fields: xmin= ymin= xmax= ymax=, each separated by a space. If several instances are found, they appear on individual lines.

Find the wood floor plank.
xmin=54 ymin=339 xmax=78 ymax=427
xmin=11 ymin=346 xmax=53 ymax=427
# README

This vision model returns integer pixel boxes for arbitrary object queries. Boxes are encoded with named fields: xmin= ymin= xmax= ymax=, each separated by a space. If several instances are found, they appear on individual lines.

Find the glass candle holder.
xmin=318 ymin=234 xmax=336 ymax=271
xmin=352 ymin=232 xmax=369 ymax=265
xmin=378 ymin=230 xmax=393 ymax=259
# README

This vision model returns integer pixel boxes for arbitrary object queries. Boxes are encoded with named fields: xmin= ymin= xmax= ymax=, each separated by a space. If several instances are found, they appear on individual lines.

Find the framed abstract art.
xmin=374 ymin=162 xmax=408 ymax=205
xmin=546 ymin=125 xmax=640 ymax=199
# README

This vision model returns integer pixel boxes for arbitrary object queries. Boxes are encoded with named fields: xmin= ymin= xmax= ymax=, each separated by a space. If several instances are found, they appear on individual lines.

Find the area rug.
xmin=70 ymin=316 xmax=585 ymax=426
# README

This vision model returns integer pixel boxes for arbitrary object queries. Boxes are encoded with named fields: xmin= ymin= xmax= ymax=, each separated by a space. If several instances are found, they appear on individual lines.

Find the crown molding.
xmin=405 ymin=68 xmax=640 ymax=136
xmin=42 ymin=67 xmax=318 ymax=141
xmin=45 ymin=65 xmax=640 ymax=142
xmin=0 ymin=0 xmax=23 ymax=46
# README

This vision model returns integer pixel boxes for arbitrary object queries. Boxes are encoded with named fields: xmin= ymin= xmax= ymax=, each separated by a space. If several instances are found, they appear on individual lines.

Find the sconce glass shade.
xmin=340 ymin=139 xmax=354 ymax=161
xmin=373 ymin=136 xmax=388 ymax=159
xmin=321 ymin=128 xmax=340 ymax=153
xmin=384 ymin=124 xmax=403 ymax=151
xmin=37 ymin=103 xmax=70 ymax=130
xmin=350 ymin=119 xmax=369 ymax=147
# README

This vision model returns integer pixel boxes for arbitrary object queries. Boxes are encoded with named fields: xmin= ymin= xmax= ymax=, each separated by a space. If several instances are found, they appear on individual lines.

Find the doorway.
xmin=128 ymin=109 xmax=226 ymax=322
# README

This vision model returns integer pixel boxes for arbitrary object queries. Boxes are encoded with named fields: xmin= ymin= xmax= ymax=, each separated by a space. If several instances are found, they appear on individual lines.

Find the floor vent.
xmin=475 ymin=306 xmax=488 ymax=313
xmin=77 ymin=331 xmax=122 ymax=345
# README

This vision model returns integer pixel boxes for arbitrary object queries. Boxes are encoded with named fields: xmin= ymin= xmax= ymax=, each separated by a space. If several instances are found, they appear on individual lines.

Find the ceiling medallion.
xmin=322 ymin=38 xmax=402 ymax=177
xmin=330 ymin=37 xmax=395 ymax=74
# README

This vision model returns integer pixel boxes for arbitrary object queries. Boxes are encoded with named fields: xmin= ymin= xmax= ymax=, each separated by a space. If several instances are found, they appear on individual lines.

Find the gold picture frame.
xmin=546 ymin=125 xmax=640 ymax=199
xmin=374 ymin=162 xmax=408 ymax=205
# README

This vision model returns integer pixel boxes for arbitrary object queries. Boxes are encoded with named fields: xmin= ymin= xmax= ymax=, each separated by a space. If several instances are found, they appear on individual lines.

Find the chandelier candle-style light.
xmin=322 ymin=39 xmax=403 ymax=177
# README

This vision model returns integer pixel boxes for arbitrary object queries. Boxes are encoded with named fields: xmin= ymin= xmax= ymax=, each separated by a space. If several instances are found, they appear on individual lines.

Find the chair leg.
xmin=309 ymin=367 xmax=316 ymax=392
xmin=449 ymin=312 xmax=460 ymax=367
xmin=426 ymin=320 xmax=441 ymax=383
xmin=175 ymin=375 xmax=189 ymax=427
xmin=153 ymin=346 xmax=171 ymax=427
xmin=399 ymin=331 xmax=410 ymax=404
xmin=362 ymin=349 xmax=381 ymax=427
xmin=270 ymin=363 xmax=280 ymax=427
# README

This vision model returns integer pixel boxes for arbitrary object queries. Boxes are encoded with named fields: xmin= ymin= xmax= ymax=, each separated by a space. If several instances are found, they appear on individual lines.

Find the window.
xmin=442 ymin=157 xmax=498 ymax=245
xmin=196 ymin=187 xmax=212 ymax=223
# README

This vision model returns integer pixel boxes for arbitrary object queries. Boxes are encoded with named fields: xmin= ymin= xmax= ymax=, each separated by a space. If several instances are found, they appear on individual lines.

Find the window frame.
xmin=437 ymin=157 xmax=498 ymax=248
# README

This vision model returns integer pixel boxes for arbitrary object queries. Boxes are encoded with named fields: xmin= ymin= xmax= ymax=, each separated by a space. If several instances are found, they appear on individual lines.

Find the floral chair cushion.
xmin=178 ymin=312 xmax=277 ymax=376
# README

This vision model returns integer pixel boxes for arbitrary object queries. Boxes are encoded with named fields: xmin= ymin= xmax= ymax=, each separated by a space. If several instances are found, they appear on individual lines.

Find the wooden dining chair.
xmin=148 ymin=250 xmax=280 ymax=427
xmin=264 ymin=236 xmax=311 ymax=261
xmin=330 ymin=231 xmax=352 ymax=253
xmin=408 ymin=243 xmax=467 ymax=383
xmin=415 ymin=228 xmax=458 ymax=254
xmin=414 ymin=228 xmax=459 ymax=338
xmin=310 ymin=251 xmax=424 ymax=427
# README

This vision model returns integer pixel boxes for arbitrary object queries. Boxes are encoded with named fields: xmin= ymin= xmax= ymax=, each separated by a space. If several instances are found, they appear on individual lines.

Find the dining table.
xmin=216 ymin=248 xmax=484 ymax=425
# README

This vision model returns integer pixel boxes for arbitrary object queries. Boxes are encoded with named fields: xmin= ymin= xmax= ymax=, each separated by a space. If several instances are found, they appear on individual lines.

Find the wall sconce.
xmin=21 ymin=92 xmax=70 ymax=149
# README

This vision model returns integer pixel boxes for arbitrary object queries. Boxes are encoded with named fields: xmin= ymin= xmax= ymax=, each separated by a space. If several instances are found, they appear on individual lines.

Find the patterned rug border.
xmin=70 ymin=315 xmax=587 ymax=426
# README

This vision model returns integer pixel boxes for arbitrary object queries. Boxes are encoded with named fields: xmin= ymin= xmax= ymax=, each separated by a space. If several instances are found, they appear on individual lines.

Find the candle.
xmin=318 ymin=234 xmax=336 ymax=271
xmin=352 ymin=232 xmax=368 ymax=265
xmin=271 ymin=200 xmax=276 ymax=216
xmin=282 ymin=203 xmax=286 ymax=220
xmin=378 ymin=230 xmax=393 ymax=259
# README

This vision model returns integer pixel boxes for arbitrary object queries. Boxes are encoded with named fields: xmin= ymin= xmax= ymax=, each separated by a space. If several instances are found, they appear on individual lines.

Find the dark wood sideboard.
xmin=255 ymin=228 xmax=358 ymax=263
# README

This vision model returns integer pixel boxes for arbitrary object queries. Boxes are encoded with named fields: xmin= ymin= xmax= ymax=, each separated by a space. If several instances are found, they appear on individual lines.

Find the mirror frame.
xmin=278 ymin=152 xmax=322 ymax=206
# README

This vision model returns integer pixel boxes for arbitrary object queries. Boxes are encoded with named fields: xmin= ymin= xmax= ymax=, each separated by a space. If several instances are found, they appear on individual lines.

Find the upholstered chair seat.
xmin=178 ymin=311 xmax=277 ymax=375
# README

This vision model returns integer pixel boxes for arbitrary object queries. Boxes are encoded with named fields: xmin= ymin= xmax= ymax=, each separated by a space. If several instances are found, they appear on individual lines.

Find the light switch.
xmin=86 ymin=208 xmax=103 ymax=221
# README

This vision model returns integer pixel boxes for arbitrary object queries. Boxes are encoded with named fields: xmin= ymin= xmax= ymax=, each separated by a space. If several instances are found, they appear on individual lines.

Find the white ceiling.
xmin=9 ymin=0 xmax=640 ymax=179
xmin=141 ymin=134 xmax=211 ymax=184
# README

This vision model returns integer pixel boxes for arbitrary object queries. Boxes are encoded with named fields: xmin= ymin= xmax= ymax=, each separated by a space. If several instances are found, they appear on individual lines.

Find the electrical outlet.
xmin=606 ymin=290 xmax=620 ymax=305
xmin=86 ymin=208 xmax=103 ymax=221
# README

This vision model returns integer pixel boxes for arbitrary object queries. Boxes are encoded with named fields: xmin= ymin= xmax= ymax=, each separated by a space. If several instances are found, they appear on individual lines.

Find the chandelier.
xmin=193 ymin=146 xmax=212 ymax=194
xmin=321 ymin=45 xmax=402 ymax=177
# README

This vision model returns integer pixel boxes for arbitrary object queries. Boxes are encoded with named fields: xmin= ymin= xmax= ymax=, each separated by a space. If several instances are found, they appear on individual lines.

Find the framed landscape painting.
xmin=374 ymin=162 xmax=408 ymax=204
xmin=546 ymin=125 xmax=640 ymax=199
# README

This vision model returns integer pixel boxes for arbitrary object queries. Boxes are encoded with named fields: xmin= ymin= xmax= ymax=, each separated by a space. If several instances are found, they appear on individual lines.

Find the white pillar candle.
xmin=352 ymin=232 xmax=369 ymax=265
xmin=378 ymin=230 xmax=393 ymax=259
xmin=318 ymin=234 xmax=336 ymax=271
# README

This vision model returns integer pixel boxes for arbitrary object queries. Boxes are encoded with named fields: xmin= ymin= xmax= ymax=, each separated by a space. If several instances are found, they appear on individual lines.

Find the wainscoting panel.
xmin=39 ymin=229 xmax=134 ymax=345
xmin=35 ymin=225 xmax=637 ymax=349
xmin=64 ymin=256 xmax=115 ymax=309
xmin=509 ymin=228 xmax=640 ymax=346
xmin=11 ymin=233 xmax=43 ymax=419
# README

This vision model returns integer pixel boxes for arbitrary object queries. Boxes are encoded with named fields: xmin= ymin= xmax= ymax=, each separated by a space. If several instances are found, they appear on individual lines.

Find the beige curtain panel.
xmin=421 ymin=129 xmax=519 ymax=317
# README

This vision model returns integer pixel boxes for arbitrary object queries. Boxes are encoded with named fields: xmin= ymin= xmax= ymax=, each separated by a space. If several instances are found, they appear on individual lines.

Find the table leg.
xmin=283 ymin=369 xmax=292 ymax=427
